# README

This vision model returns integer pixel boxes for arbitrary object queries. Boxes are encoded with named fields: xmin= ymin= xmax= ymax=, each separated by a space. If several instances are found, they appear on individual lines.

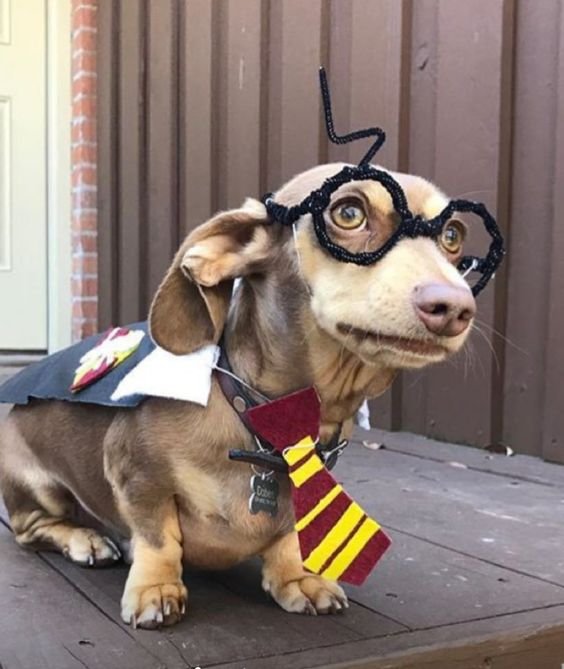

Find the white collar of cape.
xmin=111 ymin=344 xmax=220 ymax=407
xmin=110 ymin=337 xmax=371 ymax=428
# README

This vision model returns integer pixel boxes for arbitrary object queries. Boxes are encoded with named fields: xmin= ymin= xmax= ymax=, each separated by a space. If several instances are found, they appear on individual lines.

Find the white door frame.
xmin=46 ymin=0 xmax=72 ymax=352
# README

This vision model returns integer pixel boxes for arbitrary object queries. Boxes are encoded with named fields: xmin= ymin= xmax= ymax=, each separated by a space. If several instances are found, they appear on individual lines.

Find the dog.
xmin=0 ymin=162 xmax=476 ymax=629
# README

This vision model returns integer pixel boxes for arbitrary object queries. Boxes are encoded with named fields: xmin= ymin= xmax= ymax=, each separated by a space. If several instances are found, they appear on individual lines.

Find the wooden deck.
xmin=2 ymin=391 xmax=564 ymax=668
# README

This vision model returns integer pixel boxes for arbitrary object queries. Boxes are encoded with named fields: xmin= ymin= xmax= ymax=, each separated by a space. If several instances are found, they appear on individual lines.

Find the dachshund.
xmin=0 ymin=162 xmax=476 ymax=628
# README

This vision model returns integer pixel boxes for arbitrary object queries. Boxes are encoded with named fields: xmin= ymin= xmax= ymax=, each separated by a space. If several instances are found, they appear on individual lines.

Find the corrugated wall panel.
xmin=179 ymin=0 xmax=213 ymax=235
xmin=502 ymin=0 xmax=560 ymax=456
xmin=117 ymin=0 xmax=145 ymax=322
xmin=542 ymin=3 xmax=564 ymax=463
xmin=145 ymin=0 xmax=179 ymax=302
xmin=97 ymin=0 xmax=563 ymax=461
xmin=402 ymin=0 xmax=513 ymax=446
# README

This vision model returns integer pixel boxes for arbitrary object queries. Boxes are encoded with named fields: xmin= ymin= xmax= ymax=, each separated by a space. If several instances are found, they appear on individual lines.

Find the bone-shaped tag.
xmin=249 ymin=474 xmax=279 ymax=517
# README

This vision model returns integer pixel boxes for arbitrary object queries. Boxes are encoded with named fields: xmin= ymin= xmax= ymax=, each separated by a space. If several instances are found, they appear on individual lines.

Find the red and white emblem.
xmin=70 ymin=327 xmax=145 ymax=393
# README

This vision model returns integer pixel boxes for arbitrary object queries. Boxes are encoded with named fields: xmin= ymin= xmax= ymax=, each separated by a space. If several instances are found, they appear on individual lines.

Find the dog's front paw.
xmin=121 ymin=582 xmax=188 ymax=629
xmin=265 ymin=574 xmax=349 ymax=615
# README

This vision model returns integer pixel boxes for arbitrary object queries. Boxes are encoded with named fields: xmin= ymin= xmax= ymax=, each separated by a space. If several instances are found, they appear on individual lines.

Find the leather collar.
xmin=215 ymin=346 xmax=348 ymax=472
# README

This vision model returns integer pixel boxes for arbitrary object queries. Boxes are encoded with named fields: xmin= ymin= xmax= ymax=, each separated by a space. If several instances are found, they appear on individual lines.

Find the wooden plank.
xmin=0 ymin=500 xmax=402 ymax=666
xmin=179 ymin=0 xmax=213 ymax=233
xmin=117 ymin=0 xmax=145 ymax=323
xmin=402 ymin=0 xmax=509 ymax=446
xmin=399 ymin=0 xmax=439 ymax=435
xmin=326 ymin=0 xmax=408 ymax=431
xmin=0 ymin=524 xmax=163 ymax=669
xmin=489 ymin=0 xmax=515 ymax=448
xmin=209 ymin=608 xmax=564 ymax=669
xmin=423 ymin=0 xmax=506 ymax=446
xmin=315 ymin=618 xmax=564 ymax=669
xmin=266 ymin=0 xmax=324 ymax=189
xmin=213 ymin=0 xmax=263 ymax=211
xmin=40 ymin=553 xmax=403 ymax=669
xmin=340 ymin=445 xmax=564 ymax=586
xmin=502 ymin=1 xmax=560 ymax=457
xmin=346 ymin=529 xmax=564 ymax=629
xmin=542 ymin=7 xmax=564 ymax=464
xmin=355 ymin=427 xmax=564 ymax=488
xmin=96 ymin=0 xmax=119 ymax=330
xmin=328 ymin=0 xmax=405 ymax=168
xmin=145 ymin=0 xmax=179 ymax=305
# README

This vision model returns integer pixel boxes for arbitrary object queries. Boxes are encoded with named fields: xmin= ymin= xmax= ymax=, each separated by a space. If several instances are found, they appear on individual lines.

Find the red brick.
xmin=72 ymin=277 xmax=98 ymax=297
xmin=72 ymin=144 xmax=96 ymax=165
xmin=73 ymin=51 xmax=97 ymax=74
xmin=72 ymin=211 xmax=97 ymax=232
xmin=71 ymin=0 xmax=99 ymax=339
xmin=73 ymin=74 xmax=97 ymax=98
xmin=72 ymin=166 xmax=97 ymax=188
xmin=72 ymin=299 xmax=98 ymax=320
xmin=72 ymin=29 xmax=96 ymax=54
xmin=72 ymin=189 xmax=97 ymax=210
xmin=72 ymin=232 xmax=97 ymax=254
xmin=72 ymin=119 xmax=96 ymax=144
xmin=72 ymin=317 xmax=98 ymax=342
xmin=73 ymin=7 xmax=96 ymax=29
xmin=73 ymin=255 xmax=98 ymax=275
xmin=72 ymin=96 xmax=96 ymax=119
xmin=81 ymin=321 xmax=99 ymax=338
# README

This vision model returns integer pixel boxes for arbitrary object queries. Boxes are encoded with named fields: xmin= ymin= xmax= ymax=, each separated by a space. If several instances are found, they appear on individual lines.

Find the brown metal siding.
xmin=97 ymin=0 xmax=564 ymax=461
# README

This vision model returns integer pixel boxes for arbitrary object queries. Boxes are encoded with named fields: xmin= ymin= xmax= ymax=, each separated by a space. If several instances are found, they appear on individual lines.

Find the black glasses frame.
xmin=262 ymin=68 xmax=505 ymax=297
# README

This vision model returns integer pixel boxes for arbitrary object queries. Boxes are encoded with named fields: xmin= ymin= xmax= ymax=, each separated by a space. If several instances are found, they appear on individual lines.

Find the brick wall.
xmin=71 ymin=0 xmax=98 ymax=340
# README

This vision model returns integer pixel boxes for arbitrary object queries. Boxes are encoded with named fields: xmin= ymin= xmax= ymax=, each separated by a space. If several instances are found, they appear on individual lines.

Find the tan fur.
xmin=262 ymin=532 xmax=347 ymax=614
xmin=0 ymin=162 xmax=476 ymax=628
xmin=120 ymin=499 xmax=187 ymax=628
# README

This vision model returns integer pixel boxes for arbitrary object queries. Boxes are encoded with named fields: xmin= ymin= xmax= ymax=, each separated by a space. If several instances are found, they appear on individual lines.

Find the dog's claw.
xmin=121 ymin=583 xmax=188 ymax=629
xmin=304 ymin=600 xmax=317 ymax=616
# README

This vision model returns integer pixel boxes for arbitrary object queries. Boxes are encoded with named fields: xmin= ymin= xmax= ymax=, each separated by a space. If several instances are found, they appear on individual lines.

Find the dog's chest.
xmin=177 ymin=465 xmax=294 ymax=568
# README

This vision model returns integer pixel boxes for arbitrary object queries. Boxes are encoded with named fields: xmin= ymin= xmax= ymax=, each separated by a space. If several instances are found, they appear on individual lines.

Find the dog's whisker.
xmin=472 ymin=317 xmax=529 ymax=357
xmin=452 ymin=188 xmax=494 ymax=200
xmin=471 ymin=323 xmax=501 ymax=374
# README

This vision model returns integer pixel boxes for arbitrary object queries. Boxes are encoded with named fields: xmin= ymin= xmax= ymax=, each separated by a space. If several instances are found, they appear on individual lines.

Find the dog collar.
xmin=215 ymin=346 xmax=347 ymax=473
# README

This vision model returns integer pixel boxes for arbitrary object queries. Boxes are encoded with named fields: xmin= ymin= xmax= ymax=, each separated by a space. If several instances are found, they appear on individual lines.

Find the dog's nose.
xmin=413 ymin=283 xmax=476 ymax=337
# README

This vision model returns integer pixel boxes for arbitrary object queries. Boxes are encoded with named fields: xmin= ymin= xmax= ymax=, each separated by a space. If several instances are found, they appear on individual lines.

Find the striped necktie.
xmin=246 ymin=388 xmax=391 ymax=586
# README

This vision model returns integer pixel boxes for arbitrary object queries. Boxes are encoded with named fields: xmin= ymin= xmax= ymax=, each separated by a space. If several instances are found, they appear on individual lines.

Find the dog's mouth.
xmin=336 ymin=323 xmax=448 ymax=357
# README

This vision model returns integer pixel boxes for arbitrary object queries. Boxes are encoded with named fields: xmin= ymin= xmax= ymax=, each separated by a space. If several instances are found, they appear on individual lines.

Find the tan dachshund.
xmin=0 ymin=162 xmax=476 ymax=628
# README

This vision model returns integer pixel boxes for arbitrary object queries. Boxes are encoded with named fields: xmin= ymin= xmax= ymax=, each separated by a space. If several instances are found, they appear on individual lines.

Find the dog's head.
xmin=150 ymin=162 xmax=476 ymax=372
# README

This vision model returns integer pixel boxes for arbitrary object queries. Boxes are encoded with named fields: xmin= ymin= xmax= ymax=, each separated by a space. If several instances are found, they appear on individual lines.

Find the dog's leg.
xmin=261 ymin=531 xmax=348 ymax=615
xmin=0 ymin=419 xmax=120 ymax=566
xmin=117 ymin=495 xmax=187 ymax=629
xmin=1 ymin=476 xmax=121 ymax=566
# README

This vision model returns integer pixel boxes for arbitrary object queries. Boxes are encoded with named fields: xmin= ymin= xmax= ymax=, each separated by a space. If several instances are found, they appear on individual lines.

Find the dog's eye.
xmin=330 ymin=201 xmax=367 ymax=230
xmin=440 ymin=221 xmax=465 ymax=254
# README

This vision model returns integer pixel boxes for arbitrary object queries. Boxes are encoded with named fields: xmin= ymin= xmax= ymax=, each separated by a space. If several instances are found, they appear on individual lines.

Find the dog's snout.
xmin=413 ymin=283 xmax=476 ymax=337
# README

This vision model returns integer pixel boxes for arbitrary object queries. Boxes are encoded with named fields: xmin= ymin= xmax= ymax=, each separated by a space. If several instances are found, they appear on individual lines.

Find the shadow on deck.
xmin=1 ymin=405 xmax=564 ymax=668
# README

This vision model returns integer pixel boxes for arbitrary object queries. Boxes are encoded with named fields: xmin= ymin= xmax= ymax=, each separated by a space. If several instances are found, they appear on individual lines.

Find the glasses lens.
xmin=443 ymin=208 xmax=491 ymax=290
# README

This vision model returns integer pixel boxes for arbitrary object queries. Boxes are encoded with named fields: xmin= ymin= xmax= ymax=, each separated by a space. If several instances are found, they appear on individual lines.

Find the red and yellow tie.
xmin=246 ymin=388 xmax=391 ymax=586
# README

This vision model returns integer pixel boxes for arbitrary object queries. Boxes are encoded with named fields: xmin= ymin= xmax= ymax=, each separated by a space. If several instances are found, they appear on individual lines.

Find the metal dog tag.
xmin=249 ymin=474 xmax=279 ymax=517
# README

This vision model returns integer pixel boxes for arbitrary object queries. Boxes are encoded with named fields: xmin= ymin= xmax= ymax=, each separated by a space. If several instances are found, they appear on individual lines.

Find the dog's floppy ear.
xmin=149 ymin=198 xmax=279 ymax=355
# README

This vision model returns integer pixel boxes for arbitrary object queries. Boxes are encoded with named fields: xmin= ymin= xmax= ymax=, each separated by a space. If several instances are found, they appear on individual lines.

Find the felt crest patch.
xmin=70 ymin=327 xmax=145 ymax=393
xmin=245 ymin=388 xmax=391 ymax=585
